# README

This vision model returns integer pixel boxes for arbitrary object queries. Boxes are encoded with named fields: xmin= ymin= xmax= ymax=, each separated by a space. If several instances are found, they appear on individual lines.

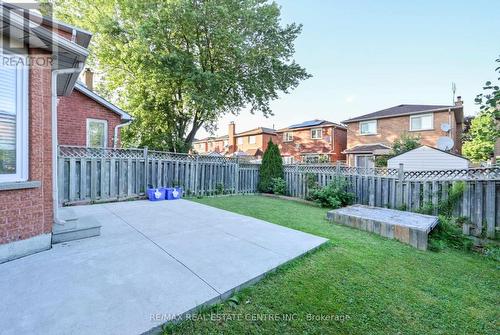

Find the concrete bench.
xmin=327 ymin=205 xmax=439 ymax=250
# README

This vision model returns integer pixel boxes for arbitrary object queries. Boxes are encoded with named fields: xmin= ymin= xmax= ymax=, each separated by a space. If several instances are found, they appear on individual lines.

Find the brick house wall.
xmin=234 ymin=133 xmax=277 ymax=153
xmin=58 ymin=90 xmax=122 ymax=148
xmin=276 ymin=126 xmax=347 ymax=162
xmin=346 ymin=109 xmax=463 ymax=154
xmin=0 ymin=51 xmax=53 ymax=246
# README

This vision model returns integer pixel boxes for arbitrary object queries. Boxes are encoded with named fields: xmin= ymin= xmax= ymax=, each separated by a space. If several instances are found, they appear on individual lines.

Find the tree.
xmin=374 ymin=133 xmax=420 ymax=167
xmin=463 ymin=56 xmax=500 ymax=162
xmin=258 ymin=140 xmax=283 ymax=193
xmin=55 ymin=0 xmax=310 ymax=151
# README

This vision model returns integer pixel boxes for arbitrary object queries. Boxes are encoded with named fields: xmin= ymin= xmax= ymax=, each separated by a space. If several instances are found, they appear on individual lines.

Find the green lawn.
xmin=165 ymin=195 xmax=499 ymax=335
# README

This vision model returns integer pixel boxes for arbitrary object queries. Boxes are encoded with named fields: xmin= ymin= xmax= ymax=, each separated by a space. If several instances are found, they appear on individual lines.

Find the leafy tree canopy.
xmin=463 ymin=56 xmax=500 ymax=162
xmin=55 ymin=0 xmax=310 ymax=151
xmin=374 ymin=133 xmax=420 ymax=167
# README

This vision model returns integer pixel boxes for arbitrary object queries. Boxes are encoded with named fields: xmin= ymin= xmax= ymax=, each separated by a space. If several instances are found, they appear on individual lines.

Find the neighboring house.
xmin=275 ymin=120 xmax=347 ymax=164
xmin=342 ymin=98 xmax=464 ymax=168
xmin=387 ymin=145 xmax=470 ymax=171
xmin=192 ymin=122 xmax=277 ymax=159
xmin=58 ymin=73 xmax=132 ymax=148
xmin=193 ymin=135 xmax=229 ymax=155
xmin=0 ymin=4 xmax=91 ymax=262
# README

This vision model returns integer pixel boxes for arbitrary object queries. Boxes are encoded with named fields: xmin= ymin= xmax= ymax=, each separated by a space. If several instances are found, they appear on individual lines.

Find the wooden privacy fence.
xmin=58 ymin=146 xmax=499 ymax=239
xmin=58 ymin=146 xmax=259 ymax=205
xmin=284 ymin=163 xmax=500 ymax=238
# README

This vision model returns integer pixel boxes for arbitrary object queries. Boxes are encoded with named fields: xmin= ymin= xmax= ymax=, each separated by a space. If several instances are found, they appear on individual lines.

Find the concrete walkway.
xmin=0 ymin=199 xmax=327 ymax=335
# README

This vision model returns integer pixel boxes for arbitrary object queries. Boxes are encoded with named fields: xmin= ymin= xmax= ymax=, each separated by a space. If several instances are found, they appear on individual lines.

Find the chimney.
xmin=83 ymin=68 xmax=94 ymax=91
xmin=455 ymin=96 xmax=463 ymax=107
xmin=228 ymin=122 xmax=236 ymax=154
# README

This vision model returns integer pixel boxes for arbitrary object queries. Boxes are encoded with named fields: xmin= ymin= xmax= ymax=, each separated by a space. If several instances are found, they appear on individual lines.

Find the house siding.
xmin=58 ymin=90 xmax=122 ymax=148
xmin=346 ymin=109 xmax=463 ymax=154
xmin=0 ymin=51 xmax=54 ymax=246
xmin=387 ymin=146 xmax=469 ymax=170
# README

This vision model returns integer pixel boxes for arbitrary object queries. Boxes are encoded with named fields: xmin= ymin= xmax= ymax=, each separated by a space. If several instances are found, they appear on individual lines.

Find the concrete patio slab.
xmin=0 ymin=199 xmax=327 ymax=335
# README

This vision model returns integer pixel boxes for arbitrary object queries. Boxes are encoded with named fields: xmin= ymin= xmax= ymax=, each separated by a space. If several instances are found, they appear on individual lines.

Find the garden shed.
xmin=387 ymin=145 xmax=469 ymax=170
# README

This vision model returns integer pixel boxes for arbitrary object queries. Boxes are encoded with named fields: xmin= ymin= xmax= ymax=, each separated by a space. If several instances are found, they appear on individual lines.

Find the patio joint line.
xmin=104 ymin=206 xmax=222 ymax=295
xmin=215 ymin=228 xmax=288 ymax=258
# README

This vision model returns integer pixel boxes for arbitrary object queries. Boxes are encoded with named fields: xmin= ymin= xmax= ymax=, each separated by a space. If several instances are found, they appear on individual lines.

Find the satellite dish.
xmin=440 ymin=123 xmax=451 ymax=132
xmin=437 ymin=137 xmax=454 ymax=151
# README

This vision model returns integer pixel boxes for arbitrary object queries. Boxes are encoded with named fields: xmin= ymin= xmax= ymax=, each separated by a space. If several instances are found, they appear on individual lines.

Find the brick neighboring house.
xmin=192 ymin=122 xmax=277 ymax=159
xmin=0 ymin=4 xmax=91 ymax=262
xmin=58 ymin=74 xmax=132 ymax=148
xmin=275 ymin=120 xmax=347 ymax=163
xmin=342 ymin=99 xmax=464 ymax=168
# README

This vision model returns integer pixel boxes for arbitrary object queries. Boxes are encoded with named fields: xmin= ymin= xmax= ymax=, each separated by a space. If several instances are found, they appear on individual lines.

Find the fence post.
xmin=234 ymin=157 xmax=240 ymax=194
xmin=143 ymin=146 xmax=149 ymax=191
xmin=194 ymin=155 xmax=199 ymax=195
xmin=396 ymin=163 xmax=404 ymax=208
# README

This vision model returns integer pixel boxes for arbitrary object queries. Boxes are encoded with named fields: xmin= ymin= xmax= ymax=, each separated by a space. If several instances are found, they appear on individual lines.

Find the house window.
xmin=248 ymin=136 xmax=256 ymax=144
xmin=282 ymin=156 xmax=294 ymax=164
xmin=86 ymin=119 xmax=108 ymax=148
xmin=283 ymin=132 xmax=293 ymax=142
xmin=359 ymin=120 xmax=377 ymax=135
xmin=303 ymin=154 xmax=320 ymax=163
xmin=223 ymin=140 xmax=228 ymax=147
xmin=410 ymin=113 xmax=433 ymax=131
xmin=355 ymin=155 xmax=374 ymax=169
xmin=311 ymin=128 xmax=322 ymax=139
xmin=0 ymin=56 xmax=28 ymax=182
xmin=237 ymin=137 xmax=243 ymax=145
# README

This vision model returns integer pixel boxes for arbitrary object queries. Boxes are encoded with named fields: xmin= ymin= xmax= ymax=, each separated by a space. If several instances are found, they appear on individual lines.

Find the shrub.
xmin=307 ymin=177 xmax=355 ymax=209
xmin=271 ymin=177 xmax=286 ymax=195
xmin=258 ymin=140 xmax=284 ymax=193
xmin=215 ymin=183 xmax=224 ymax=195
xmin=429 ymin=216 xmax=474 ymax=252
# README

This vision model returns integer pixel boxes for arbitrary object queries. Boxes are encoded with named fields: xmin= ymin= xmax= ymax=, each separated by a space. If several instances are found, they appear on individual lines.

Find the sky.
xmin=197 ymin=0 xmax=500 ymax=138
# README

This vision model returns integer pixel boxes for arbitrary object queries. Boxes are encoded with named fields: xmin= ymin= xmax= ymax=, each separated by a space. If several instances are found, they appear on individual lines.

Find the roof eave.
xmin=75 ymin=83 xmax=132 ymax=121
xmin=343 ymin=106 xmax=462 ymax=124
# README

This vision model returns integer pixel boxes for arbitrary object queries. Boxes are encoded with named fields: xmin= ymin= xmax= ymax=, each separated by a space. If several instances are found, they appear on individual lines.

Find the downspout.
xmin=51 ymin=63 xmax=84 ymax=224
xmin=113 ymin=121 xmax=132 ymax=148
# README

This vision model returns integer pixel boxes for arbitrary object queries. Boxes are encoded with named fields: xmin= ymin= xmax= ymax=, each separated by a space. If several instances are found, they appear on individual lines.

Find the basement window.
xmin=0 ymin=54 xmax=29 ymax=183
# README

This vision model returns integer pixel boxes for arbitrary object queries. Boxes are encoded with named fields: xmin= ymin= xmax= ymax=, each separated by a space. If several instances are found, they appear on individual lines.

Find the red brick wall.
xmin=58 ymin=90 xmax=122 ymax=147
xmin=333 ymin=128 xmax=347 ymax=161
xmin=276 ymin=126 xmax=346 ymax=162
xmin=0 ymin=51 xmax=53 ymax=244
xmin=346 ymin=109 xmax=463 ymax=154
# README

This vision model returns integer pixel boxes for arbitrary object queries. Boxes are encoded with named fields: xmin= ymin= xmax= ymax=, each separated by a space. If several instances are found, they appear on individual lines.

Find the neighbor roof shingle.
xmin=343 ymin=104 xmax=458 ymax=123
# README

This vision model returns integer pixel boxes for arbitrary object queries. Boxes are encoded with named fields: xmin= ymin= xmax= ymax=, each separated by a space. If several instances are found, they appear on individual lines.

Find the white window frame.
xmin=355 ymin=154 xmax=374 ymax=168
xmin=311 ymin=128 xmax=322 ymax=139
xmin=409 ymin=113 xmax=434 ymax=131
xmin=86 ymin=119 xmax=108 ymax=148
xmin=283 ymin=132 xmax=293 ymax=142
xmin=0 ymin=53 xmax=29 ymax=183
xmin=248 ymin=135 xmax=256 ymax=144
xmin=237 ymin=137 xmax=244 ymax=145
xmin=359 ymin=120 xmax=377 ymax=135
xmin=282 ymin=156 xmax=294 ymax=164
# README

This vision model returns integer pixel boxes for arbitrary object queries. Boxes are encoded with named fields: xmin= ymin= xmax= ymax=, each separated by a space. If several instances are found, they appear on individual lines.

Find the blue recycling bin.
xmin=147 ymin=188 xmax=166 ymax=201
xmin=166 ymin=187 xmax=183 ymax=200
